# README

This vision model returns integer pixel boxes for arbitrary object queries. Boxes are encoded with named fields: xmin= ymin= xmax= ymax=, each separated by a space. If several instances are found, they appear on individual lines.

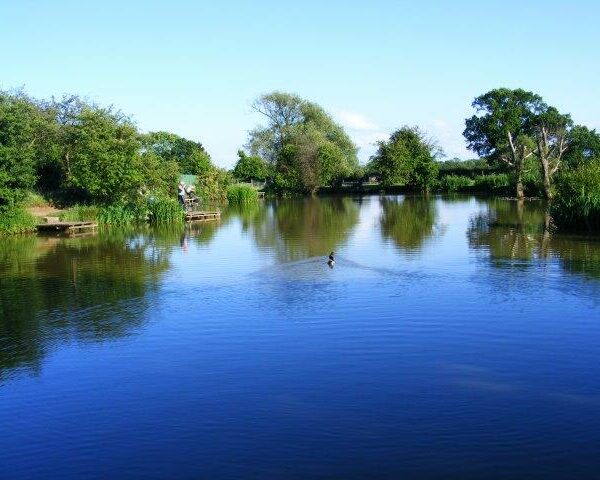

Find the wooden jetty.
xmin=37 ymin=221 xmax=98 ymax=235
xmin=185 ymin=211 xmax=220 ymax=222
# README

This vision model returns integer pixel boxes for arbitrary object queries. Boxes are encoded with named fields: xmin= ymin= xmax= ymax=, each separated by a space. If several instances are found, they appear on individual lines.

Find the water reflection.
xmin=242 ymin=197 xmax=360 ymax=262
xmin=379 ymin=195 xmax=440 ymax=253
xmin=0 ymin=230 xmax=171 ymax=380
xmin=468 ymin=199 xmax=600 ymax=279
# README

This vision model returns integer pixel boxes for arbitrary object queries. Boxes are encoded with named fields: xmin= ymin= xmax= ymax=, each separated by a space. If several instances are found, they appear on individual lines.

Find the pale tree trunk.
xmin=507 ymin=132 xmax=528 ymax=200
xmin=538 ymin=129 xmax=553 ymax=200
xmin=536 ymin=126 xmax=568 ymax=201
xmin=516 ymin=173 xmax=525 ymax=200
xmin=542 ymin=159 xmax=552 ymax=200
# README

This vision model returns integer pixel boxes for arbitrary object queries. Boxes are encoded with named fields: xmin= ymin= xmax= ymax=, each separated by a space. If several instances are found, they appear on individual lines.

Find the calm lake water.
xmin=1 ymin=195 xmax=600 ymax=479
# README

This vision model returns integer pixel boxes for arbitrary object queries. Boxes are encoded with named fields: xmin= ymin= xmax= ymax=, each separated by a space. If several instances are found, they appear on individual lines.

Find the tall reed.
xmin=227 ymin=184 xmax=259 ymax=206
xmin=97 ymin=202 xmax=147 ymax=226
xmin=552 ymin=162 xmax=600 ymax=231
xmin=147 ymin=197 xmax=185 ymax=224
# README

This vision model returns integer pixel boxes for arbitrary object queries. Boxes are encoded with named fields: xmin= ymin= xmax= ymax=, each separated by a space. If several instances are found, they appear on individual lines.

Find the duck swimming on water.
xmin=328 ymin=251 xmax=335 ymax=267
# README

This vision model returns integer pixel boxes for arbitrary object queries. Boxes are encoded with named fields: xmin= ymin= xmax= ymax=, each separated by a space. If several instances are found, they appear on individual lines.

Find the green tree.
xmin=195 ymin=167 xmax=232 ymax=204
xmin=138 ymin=150 xmax=180 ymax=198
xmin=464 ymin=88 xmax=544 ymax=199
xmin=233 ymin=150 xmax=269 ymax=181
xmin=63 ymin=106 xmax=142 ymax=203
xmin=530 ymin=106 xmax=573 ymax=199
xmin=247 ymin=91 xmax=358 ymax=193
xmin=141 ymin=131 xmax=212 ymax=175
xmin=368 ymin=126 xmax=440 ymax=192
xmin=0 ymin=91 xmax=43 ymax=208
xmin=274 ymin=125 xmax=349 ymax=194
xmin=563 ymin=125 xmax=600 ymax=168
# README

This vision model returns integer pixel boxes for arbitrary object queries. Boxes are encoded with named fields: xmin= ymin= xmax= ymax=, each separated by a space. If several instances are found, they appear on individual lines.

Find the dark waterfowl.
xmin=327 ymin=251 xmax=335 ymax=266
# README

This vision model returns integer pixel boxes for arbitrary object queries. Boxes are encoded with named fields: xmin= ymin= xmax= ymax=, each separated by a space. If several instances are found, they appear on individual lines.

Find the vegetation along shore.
xmin=1 ymin=88 xmax=599 ymax=235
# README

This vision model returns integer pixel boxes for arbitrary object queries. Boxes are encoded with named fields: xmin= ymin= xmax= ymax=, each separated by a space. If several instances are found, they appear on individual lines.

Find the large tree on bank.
xmin=530 ymin=107 xmax=573 ymax=200
xmin=464 ymin=88 xmax=587 ymax=200
xmin=367 ymin=126 xmax=440 ymax=192
xmin=247 ymin=91 xmax=358 ymax=194
xmin=464 ymin=88 xmax=544 ymax=200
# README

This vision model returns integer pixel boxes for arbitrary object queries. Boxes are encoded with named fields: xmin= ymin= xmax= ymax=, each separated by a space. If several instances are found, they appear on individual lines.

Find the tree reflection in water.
xmin=379 ymin=195 xmax=441 ymax=253
xmin=244 ymin=197 xmax=360 ymax=263
xmin=0 ymin=230 xmax=172 ymax=381
xmin=468 ymin=198 xmax=600 ymax=279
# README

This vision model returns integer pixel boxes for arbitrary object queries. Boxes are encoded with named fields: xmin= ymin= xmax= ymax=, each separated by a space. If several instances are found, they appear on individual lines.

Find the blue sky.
xmin=2 ymin=0 xmax=599 ymax=167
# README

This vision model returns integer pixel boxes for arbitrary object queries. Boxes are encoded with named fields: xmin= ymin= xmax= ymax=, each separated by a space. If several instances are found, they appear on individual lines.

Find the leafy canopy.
xmin=247 ymin=91 xmax=359 ymax=193
xmin=463 ymin=88 xmax=545 ymax=168
xmin=141 ymin=131 xmax=212 ymax=175
xmin=233 ymin=150 xmax=269 ymax=181
xmin=368 ymin=126 xmax=440 ymax=191
xmin=0 ymin=91 xmax=41 ymax=208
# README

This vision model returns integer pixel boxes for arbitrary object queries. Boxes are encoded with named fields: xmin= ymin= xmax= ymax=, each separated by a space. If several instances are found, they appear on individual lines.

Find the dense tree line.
xmin=0 ymin=89 xmax=215 ymax=211
xmin=3 ymin=86 xmax=600 ymax=234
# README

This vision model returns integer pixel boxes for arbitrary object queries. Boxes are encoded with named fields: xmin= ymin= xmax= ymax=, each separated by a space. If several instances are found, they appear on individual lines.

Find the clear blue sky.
xmin=2 ymin=0 xmax=599 ymax=167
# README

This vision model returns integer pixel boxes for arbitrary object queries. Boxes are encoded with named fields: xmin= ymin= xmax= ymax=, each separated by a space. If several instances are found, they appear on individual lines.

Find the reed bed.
xmin=552 ymin=162 xmax=600 ymax=231
xmin=147 ymin=197 xmax=185 ymax=224
xmin=227 ymin=184 xmax=259 ymax=206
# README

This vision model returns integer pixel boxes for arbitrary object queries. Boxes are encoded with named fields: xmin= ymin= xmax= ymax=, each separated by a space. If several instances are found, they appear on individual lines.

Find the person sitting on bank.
xmin=178 ymin=182 xmax=186 ymax=208
xmin=185 ymin=184 xmax=196 ymax=199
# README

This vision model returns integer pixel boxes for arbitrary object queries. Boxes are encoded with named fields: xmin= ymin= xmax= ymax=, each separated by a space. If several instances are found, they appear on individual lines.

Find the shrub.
xmin=0 ymin=207 xmax=37 ymax=234
xmin=552 ymin=161 xmax=600 ymax=231
xmin=227 ymin=184 xmax=259 ymax=206
xmin=195 ymin=168 xmax=232 ymax=205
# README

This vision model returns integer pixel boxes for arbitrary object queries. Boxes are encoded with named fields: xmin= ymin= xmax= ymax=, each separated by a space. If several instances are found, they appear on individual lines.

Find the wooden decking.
xmin=185 ymin=211 xmax=221 ymax=222
xmin=37 ymin=221 xmax=98 ymax=234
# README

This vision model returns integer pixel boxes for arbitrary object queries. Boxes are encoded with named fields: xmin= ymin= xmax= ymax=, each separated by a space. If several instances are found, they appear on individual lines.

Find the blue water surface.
xmin=1 ymin=196 xmax=599 ymax=479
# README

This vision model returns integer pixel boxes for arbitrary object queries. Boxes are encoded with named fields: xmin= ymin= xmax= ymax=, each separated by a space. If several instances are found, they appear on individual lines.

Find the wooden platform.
xmin=37 ymin=221 xmax=98 ymax=234
xmin=185 ymin=211 xmax=221 ymax=222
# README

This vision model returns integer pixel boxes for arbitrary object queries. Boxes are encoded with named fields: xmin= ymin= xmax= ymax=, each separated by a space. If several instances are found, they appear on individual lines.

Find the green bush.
xmin=227 ymin=184 xmax=259 ymax=206
xmin=552 ymin=161 xmax=600 ymax=231
xmin=148 ymin=197 xmax=185 ymax=224
xmin=0 ymin=207 xmax=37 ymax=234
xmin=195 ymin=168 xmax=232 ymax=205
